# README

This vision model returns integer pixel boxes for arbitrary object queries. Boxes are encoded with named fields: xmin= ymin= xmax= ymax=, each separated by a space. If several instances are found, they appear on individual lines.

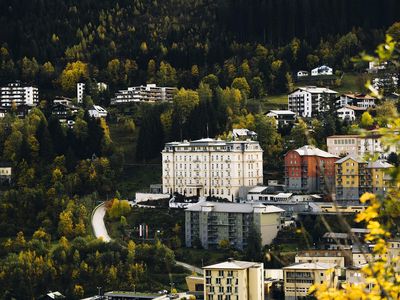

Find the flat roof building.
xmin=204 ymin=259 xmax=264 ymax=300
xmin=288 ymin=86 xmax=338 ymax=117
xmin=283 ymin=262 xmax=338 ymax=299
xmin=185 ymin=201 xmax=284 ymax=250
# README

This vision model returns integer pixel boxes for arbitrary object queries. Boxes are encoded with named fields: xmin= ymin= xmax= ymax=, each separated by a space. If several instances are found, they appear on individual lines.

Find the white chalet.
xmin=88 ymin=105 xmax=108 ymax=118
xmin=297 ymin=70 xmax=309 ymax=77
xmin=311 ymin=65 xmax=333 ymax=76
xmin=336 ymin=105 xmax=366 ymax=121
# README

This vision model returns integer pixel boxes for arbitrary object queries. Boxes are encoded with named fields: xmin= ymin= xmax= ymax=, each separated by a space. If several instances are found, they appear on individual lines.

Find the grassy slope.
xmin=109 ymin=123 xmax=162 ymax=199
xmin=249 ymin=72 xmax=368 ymax=114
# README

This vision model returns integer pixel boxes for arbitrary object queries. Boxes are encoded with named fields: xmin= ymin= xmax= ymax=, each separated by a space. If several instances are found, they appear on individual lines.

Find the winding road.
xmin=91 ymin=202 xmax=203 ymax=275
xmin=91 ymin=202 xmax=111 ymax=242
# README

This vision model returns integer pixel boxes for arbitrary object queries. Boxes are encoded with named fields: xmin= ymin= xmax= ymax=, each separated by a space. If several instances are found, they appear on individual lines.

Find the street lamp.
xmin=97 ymin=287 xmax=102 ymax=299
xmin=169 ymin=282 xmax=175 ymax=294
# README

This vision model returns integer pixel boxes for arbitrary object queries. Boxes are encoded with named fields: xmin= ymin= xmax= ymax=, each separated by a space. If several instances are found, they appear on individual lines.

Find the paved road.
xmin=91 ymin=202 xmax=111 ymax=242
xmin=176 ymin=261 xmax=204 ymax=275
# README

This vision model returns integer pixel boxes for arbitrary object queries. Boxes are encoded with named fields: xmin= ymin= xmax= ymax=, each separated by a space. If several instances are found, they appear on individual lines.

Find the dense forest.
xmin=0 ymin=0 xmax=399 ymax=96
xmin=0 ymin=1 xmax=399 ymax=298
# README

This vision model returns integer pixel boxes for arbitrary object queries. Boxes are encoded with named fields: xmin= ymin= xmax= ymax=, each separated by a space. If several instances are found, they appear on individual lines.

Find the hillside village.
xmin=0 ymin=1 xmax=400 ymax=299
xmin=0 ymin=54 xmax=399 ymax=299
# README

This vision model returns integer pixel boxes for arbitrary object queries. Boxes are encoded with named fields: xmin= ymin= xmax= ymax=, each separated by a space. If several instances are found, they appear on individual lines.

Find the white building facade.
xmin=162 ymin=138 xmax=263 ymax=201
xmin=336 ymin=107 xmax=356 ymax=121
xmin=288 ymin=87 xmax=338 ymax=117
xmin=327 ymin=134 xmax=397 ymax=158
xmin=112 ymin=84 xmax=176 ymax=104
xmin=88 ymin=105 xmax=108 ymax=118
xmin=0 ymin=82 xmax=39 ymax=107
xmin=337 ymin=93 xmax=376 ymax=109
xmin=77 ymin=82 xmax=85 ymax=103
xmin=311 ymin=65 xmax=333 ymax=76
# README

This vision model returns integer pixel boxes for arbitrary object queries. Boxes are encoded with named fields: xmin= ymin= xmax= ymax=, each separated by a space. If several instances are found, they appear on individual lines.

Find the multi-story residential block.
xmin=283 ymin=262 xmax=338 ymax=299
xmin=284 ymin=145 xmax=338 ymax=194
xmin=0 ymin=82 xmax=39 ymax=107
xmin=337 ymin=93 xmax=376 ymax=108
xmin=162 ymin=138 xmax=263 ymax=201
xmin=265 ymin=110 xmax=297 ymax=127
xmin=335 ymin=155 xmax=393 ymax=200
xmin=327 ymin=134 xmax=397 ymax=159
xmin=111 ymin=84 xmax=176 ymax=104
xmin=322 ymin=232 xmax=352 ymax=250
xmin=366 ymin=160 xmax=393 ymax=196
xmin=311 ymin=65 xmax=333 ymax=76
xmin=288 ymin=86 xmax=338 ymax=117
xmin=51 ymin=102 xmax=79 ymax=121
xmin=77 ymin=82 xmax=85 ymax=103
xmin=335 ymin=155 xmax=368 ymax=201
xmin=203 ymin=259 xmax=264 ymax=300
xmin=185 ymin=201 xmax=284 ymax=250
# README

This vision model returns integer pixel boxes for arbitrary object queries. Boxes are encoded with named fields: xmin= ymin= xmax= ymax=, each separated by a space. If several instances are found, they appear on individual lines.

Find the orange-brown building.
xmin=284 ymin=145 xmax=338 ymax=194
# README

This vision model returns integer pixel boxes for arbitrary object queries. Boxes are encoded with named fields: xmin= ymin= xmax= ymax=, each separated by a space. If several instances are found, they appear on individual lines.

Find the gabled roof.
xmin=366 ymin=160 xmax=394 ymax=169
xmin=342 ymin=93 xmax=376 ymax=100
xmin=290 ymin=86 xmax=338 ymax=94
xmin=293 ymin=145 xmax=338 ymax=158
xmin=335 ymin=154 xmax=366 ymax=164
xmin=204 ymin=260 xmax=261 ymax=270
xmin=248 ymin=186 xmax=268 ymax=194
xmin=267 ymin=110 xmax=296 ymax=115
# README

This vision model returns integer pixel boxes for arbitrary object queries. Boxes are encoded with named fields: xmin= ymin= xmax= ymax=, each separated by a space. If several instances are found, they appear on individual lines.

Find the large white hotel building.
xmin=161 ymin=138 xmax=263 ymax=201
xmin=0 ymin=82 xmax=39 ymax=107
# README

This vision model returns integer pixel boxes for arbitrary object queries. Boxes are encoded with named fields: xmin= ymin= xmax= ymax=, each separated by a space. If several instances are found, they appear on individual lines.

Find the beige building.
xmin=283 ymin=262 xmax=338 ymax=299
xmin=204 ymin=259 xmax=264 ymax=300
xmin=327 ymin=134 xmax=397 ymax=159
xmin=162 ymin=138 xmax=263 ymax=201
xmin=295 ymin=251 xmax=347 ymax=268
xmin=185 ymin=201 xmax=284 ymax=250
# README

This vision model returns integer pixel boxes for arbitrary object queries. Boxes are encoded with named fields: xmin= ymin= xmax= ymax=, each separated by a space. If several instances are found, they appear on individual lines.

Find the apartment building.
xmin=283 ymin=262 xmax=338 ymax=299
xmin=295 ymin=250 xmax=349 ymax=268
xmin=77 ymin=82 xmax=85 ymax=103
xmin=162 ymin=138 xmax=263 ymax=201
xmin=111 ymin=84 xmax=176 ymax=104
xmin=185 ymin=201 xmax=284 ymax=250
xmin=335 ymin=155 xmax=393 ymax=200
xmin=265 ymin=110 xmax=297 ymax=127
xmin=284 ymin=145 xmax=338 ymax=194
xmin=203 ymin=259 xmax=264 ymax=300
xmin=367 ymin=160 xmax=393 ymax=196
xmin=288 ymin=86 xmax=338 ymax=117
xmin=335 ymin=155 xmax=368 ymax=201
xmin=327 ymin=134 xmax=397 ymax=159
xmin=337 ymin=93 xmax=376 ymax=108
xmin=0 ymin=82 xmax=39 ymax=107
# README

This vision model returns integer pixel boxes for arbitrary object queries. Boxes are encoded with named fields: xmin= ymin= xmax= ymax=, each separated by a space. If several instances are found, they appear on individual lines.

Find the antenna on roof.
xmin=206 ymin=123 xmax=209 ymax=138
